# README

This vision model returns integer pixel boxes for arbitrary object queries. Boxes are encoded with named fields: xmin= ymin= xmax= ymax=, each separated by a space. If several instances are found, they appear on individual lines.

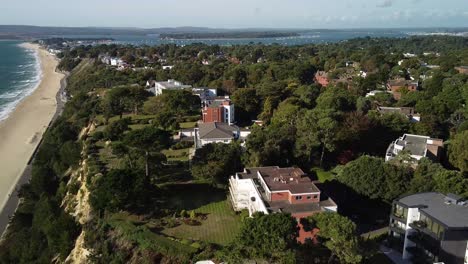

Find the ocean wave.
xmin=0 ymin=46 xmax=43 ymax=122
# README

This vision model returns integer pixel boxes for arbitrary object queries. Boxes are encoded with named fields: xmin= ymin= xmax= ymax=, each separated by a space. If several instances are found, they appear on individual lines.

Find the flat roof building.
xmin=229 ymin=166 xmax=337 ymax=243
xmin=385 ymin=134 xmax=443 ymax=164
xmin=389 ymin=192 xmax=468 ymax=264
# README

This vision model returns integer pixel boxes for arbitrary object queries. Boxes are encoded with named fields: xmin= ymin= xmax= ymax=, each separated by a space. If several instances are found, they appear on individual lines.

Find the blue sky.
xmin=1 ymin=0 xmax=467 ymax=28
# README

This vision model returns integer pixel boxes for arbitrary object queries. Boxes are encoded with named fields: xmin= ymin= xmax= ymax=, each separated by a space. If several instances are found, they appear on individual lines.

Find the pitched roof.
xmin=198 ymin=122 xmax=239 ymax=139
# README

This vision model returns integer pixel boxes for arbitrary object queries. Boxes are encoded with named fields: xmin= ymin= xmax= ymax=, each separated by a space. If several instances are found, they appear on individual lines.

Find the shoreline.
xmin=0 ymin=43 xmax=66 ymax=237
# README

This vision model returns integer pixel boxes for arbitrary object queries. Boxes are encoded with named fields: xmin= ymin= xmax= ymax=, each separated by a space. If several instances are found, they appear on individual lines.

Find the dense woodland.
xmin=0 ymin=36 xmax=467 ymax=264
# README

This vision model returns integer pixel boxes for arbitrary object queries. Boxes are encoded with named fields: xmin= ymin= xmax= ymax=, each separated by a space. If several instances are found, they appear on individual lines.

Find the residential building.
xmin=110 ymin=57 xmax=123 ymax=67
xmin=162 ymin=65 xmax=174 ymax=70
xmin=366 ymin=90 xmax=390 ymax=97
xmin=385 ymin=134 xmax=443 ymax=163
xmin=315 ymin=71 xmax=330 ymax=87
xmin=192 ymin=87 xmax=218 ymax=105
xmin=194 ymin=122 xmax=242 ymax=148
xmin=202 ymin=97 xmax=235 ymax=125
xmin=386 ymin=79 xmax=419 ymax=100
xmin=229 ymin=166 xmax=337 ymax=243
xmin=145 ymin=79 xmax=192 ymax=96
xmin=377 ymin=106 xmax=421 ymax=122
xmin=388 ymin=192 xmax=468 ymax=264
xmin=455 ymin=66 xmax=468 ymax=75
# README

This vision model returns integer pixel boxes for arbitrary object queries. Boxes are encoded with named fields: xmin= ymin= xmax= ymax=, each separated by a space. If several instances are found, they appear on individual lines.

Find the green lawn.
xmin=311 ymin=168 xmax=334 ymax=182
xmin=107 ymin=214 xmax=197 ymax=260
xmin=161 ymin=200 xmax=241 ymax=245
xmin=95 ymin=114 xmax=156 ymax=124
xmin=162 ymin=148 xmax=191 ymax=161
xmin=179 ymin=121 xmax=197 ymax=129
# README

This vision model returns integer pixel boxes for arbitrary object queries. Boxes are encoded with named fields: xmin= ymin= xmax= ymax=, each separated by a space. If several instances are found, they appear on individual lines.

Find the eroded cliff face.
xmin=62 ymin=122 xmax=96 ymax=264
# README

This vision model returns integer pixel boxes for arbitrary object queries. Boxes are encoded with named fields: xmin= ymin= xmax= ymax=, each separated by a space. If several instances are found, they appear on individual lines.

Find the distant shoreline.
xmin=0 ymin=43 xmax=65 ymax=237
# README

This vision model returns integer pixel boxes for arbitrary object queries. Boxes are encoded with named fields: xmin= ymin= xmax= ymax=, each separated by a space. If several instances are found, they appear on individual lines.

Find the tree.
xmin=222 ymin=213 xmax=298 ymax=263
xmin=294 ymin=63 xmax=316 ymax=85
xmin=337 ymin=155 xmax=412 ymax=202
xmin=292 ymin=84 xmax=321 ymax=108
xmin=103 ymin=117 xmax=131 ymax=140
xmin=126 ymin=86 xmax=150 ymax=115
xmin=143 ymin=90 xmax=200 ymax=121
xmin=231 ymin=88 xmax=261 ymax=124
xmin=90 ymin=168 xmax=152 ymax=212
xmin=433 ymin=170 xmax=468 ymax=197
xmin=191 ymin=143 xmax=242 ymax=185
xmin=448 ymin=130 xmax=468 ymax=172
xmin=123 ymin=127 xmax=171 ymax=178
xmin=306 ymin=213 xmax=362 ymax=264
xmin=295 ymin=109 xmax=340 ymax=166
xmin=101 ymin=87 xmax=129 ymax=121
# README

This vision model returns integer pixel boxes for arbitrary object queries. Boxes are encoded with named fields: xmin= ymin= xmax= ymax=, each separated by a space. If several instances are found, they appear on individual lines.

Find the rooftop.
xmin=157 ymin=79 xmax=192 ymax=89
xmin=395 ymin=134 xmax=430 ymax=156
xmin=397 ymin=192 xmax=468 ymax=229
xmin=388 ymin=79 xmax=418 ymax=86
xmin=198 ymin=122 xmax=239 ymax=139
xmin=377 ymin=106 xmax=415 ymax=116
xmin=237 ymin=166 xmax=320 ymax=194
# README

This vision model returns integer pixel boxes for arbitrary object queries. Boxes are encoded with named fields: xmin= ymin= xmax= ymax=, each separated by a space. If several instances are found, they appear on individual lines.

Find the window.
xmin=313 ymin=195 xmax=318 ymax=199
xmin=295 ymin=196 xmax=302 ymax=200
xmin=393 ymin=204 xmax=407 ymax=219
xmin=306 ymin=196 xmax=311 ymax=199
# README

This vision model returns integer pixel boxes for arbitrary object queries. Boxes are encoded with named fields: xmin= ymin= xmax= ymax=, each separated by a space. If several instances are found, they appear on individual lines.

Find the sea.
xmin=0 ymin=41 xmax=41 ymax=121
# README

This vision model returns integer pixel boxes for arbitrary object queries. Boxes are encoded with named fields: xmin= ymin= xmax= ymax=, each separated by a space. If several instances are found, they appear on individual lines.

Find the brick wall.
xmin=203 ymin=107 xmax=223 ymax=123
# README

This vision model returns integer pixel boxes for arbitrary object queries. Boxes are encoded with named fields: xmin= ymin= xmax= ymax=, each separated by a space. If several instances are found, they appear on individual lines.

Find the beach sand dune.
xmin=0 ymin=43 xmax=64 ymax=213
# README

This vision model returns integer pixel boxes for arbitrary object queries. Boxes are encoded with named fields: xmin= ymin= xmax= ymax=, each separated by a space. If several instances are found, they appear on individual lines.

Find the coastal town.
xmin=0 ymin=29 xmax=467 ymax=264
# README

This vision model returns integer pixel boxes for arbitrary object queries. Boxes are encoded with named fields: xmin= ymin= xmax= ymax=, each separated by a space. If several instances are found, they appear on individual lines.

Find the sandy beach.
xmin=0 ymin=43 xmax=64 ymax=214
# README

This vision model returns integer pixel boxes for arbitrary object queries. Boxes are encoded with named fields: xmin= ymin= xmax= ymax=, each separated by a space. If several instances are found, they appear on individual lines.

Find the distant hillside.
xmin=160 ymin=31 xmax=300 ymax=39
xmin=0 ymin=25 xmax=303 ymax=39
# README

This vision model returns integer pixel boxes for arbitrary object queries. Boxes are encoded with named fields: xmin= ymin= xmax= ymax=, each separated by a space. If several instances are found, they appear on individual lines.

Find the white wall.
xmin=402 ymin=207 xmax=421 ymax=259
xmin=229 ymin=175 xmax=269 ymax=216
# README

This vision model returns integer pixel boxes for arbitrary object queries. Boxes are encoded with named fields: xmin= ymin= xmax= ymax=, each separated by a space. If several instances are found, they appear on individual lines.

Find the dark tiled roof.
xmin=198 ymin=122 xmax=238 ymax=139
xmin=397 ymin=192 xmax=468 ymax=229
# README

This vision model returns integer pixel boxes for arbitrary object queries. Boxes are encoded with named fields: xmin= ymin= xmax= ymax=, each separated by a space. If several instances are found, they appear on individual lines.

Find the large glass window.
xmin=393 ymin=204 xmax=407 ymax=219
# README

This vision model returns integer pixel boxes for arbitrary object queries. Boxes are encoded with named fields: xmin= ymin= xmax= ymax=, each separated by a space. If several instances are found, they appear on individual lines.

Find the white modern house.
xmin=229 ymin=173 xmax=269 ymax=217
xmin=385 ymin=134 xmax=443 ymax=163
xmin=389 ymin=193 xmax=468 ymax=263
xmin=145 ymin=79 xmax=192 ymax=96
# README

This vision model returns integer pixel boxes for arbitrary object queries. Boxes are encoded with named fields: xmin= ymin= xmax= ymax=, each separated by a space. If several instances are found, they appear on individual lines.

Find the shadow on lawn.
xmin=315 ymin=180 xmax=391 ymax=234
xmin=160 ymin=183 xmax=226 ymax=211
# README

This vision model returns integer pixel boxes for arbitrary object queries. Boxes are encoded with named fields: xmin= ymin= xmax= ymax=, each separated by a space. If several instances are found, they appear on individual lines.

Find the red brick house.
xmin=386 ymin=79 xmax=419 ymax=100
xmin=229 ymin=166 xmax=337 ymax=243
xmin=202 ymin=98 xmax=235 ymax=125
xmin=315 ymin=71 xmax=330 ymax=87
xmin=455 ymin=66 xmax=468 ymax=74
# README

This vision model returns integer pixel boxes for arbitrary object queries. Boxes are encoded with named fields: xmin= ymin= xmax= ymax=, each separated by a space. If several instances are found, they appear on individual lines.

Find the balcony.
xmin=406 ymin=231 xmax=440 ymax=255
xmin=409 ymin=220 xmax=427 ymax=229
xmin=389 ymin=222 xmax=406 ymax=234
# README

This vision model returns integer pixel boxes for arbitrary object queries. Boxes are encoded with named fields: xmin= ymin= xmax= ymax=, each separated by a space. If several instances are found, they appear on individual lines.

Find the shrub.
xmin=190 ymin=210 xmax=196 ymax=219
xmin=172 ymin=140 xmax=194 ymax=150
xmin=92 ymin=131 xmax=105 ymax=141
xmin=180 ymin=210 xmax=188 ymax=218
xmin=190 ymin=242 xmax=201 ymax=249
